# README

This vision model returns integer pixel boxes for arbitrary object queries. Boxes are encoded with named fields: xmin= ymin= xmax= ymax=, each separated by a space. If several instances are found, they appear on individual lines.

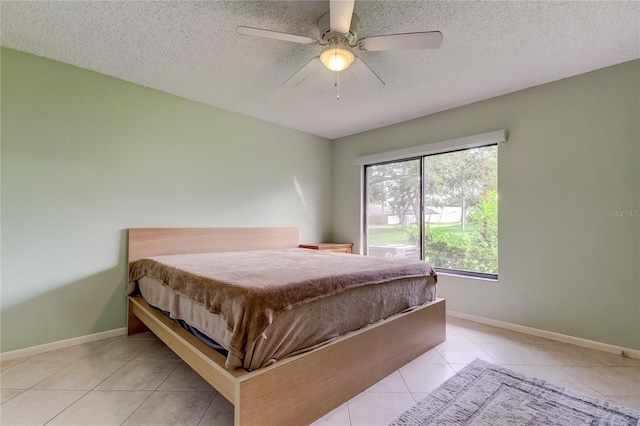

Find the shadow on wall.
xmin=0 ymin=231 xmax=129 ymax=353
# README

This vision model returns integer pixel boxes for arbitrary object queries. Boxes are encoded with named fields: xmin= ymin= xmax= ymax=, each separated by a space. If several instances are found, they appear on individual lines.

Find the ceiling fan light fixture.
xmin=320 ymin=46 xmax=354 ymax=72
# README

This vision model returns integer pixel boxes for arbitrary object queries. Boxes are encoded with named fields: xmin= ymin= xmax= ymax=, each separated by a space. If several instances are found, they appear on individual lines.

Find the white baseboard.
xmin=0 ymin=328 xmax=127 ymax=361
xmin=447 ymin=310 xmax=640 ymax=360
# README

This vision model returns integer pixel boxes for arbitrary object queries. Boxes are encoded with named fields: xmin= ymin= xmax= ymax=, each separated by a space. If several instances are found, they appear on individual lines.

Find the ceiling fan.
xmin=236 ymin=0 xmax=442 ymax=91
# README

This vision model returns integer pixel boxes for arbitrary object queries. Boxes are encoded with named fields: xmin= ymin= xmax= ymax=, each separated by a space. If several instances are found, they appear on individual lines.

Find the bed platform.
xmin=127 ymin=227 xmax=446 ymax=426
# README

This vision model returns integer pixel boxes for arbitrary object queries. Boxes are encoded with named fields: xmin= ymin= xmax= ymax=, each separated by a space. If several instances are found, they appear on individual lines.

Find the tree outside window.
xmin=365 ymin=145 xmax=498 ymax=278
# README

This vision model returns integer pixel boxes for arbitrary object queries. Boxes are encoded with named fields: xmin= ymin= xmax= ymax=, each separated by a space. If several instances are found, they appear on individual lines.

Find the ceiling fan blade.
xmin=284 ymin=57 xmax=323 ymax=86
xmin=359 ymin=31 xmax=443 ymax=52
xmin=236 ymin=26 xmax=317 ymax=45
xmin=329 ymin=0 xmax=355 ymax=35
xmin=347 ymin=57 xmax=384 ymax=90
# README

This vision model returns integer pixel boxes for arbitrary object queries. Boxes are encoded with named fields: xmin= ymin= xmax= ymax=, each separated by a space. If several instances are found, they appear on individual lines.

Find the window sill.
xmin=436 ymin=270 xmax=499 ymax=283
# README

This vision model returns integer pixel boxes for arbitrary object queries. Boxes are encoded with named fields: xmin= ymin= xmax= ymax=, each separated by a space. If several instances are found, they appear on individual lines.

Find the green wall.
xmin=331 ymin=60 xmax=640 ymax=350
xmin=1 ymin=48 xmax=332 ymax=352
xmin=2 ymin=47 xmax=639 ymax=354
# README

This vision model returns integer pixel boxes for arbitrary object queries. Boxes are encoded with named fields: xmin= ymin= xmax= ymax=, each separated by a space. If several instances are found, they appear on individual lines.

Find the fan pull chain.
xmin=335 ymin=71 xmax=340 ymax=100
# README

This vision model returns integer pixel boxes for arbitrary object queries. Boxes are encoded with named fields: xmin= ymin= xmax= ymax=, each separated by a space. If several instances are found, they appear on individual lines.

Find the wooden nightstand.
xmin=299 ymin=243 xmax=353 ymax=254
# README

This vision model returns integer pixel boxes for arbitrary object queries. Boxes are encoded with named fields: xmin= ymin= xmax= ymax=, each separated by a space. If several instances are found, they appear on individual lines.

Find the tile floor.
xmin=1 ymin=316 xmax=639 ymax=425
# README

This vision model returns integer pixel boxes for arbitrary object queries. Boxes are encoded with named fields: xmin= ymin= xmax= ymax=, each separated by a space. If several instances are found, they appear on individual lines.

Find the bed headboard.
xmin=128 ymin=227 xmax=299 ymax=263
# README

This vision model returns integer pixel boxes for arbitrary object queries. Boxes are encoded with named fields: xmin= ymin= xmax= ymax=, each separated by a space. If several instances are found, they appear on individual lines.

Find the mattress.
xmin=128 ymin=248 xmax=437 ymax=370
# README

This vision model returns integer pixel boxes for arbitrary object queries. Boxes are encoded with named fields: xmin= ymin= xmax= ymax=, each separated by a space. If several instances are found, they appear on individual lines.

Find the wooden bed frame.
xmin=127 ymin=227 xmax=446 ymax=426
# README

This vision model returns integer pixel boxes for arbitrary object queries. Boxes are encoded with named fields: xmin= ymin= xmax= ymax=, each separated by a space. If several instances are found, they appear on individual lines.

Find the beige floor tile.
xmin=463 ymin=326 xmax=551 ymax=345
xmin=4 ymin=317 xmax=637 ymax=426
xmin=444 ymin=322 xmax=466 ymax=332
xmin=581 ymin=348 xmax=640 ymax=367
xmin=410 ymin=348 xmax=447 ymax=364
xmin=27 ymin=339 xmax=117 ymax=365
xmin=364 ymin=371 xmax=409 ymax=393
xmin=0 ymin=357 xmax=28 ymax=371
xmin=311 ymin=403 xmax=350 ymax=426
xmin=96 ymin=359 xmax=180 ymax=391
xmin=442 ymin=333 xmax=474 ymax=344
xmin=123 ymin=331 xmax=159 ymax=341
xmin=158 ymin=362 xmax=215 ymax=391
xmin=440 ymin=349 xmax=496 ymax=364
xmin=47 ymin=390 xmax=152 ymax=425
xmin=433 ymin=339 xmax=484 ymax=352
xmin=33 ymin=358 xmax=127 ymax=390
xmin=123 ymin=390 xmax=215 ymax=425
xmin=606 ymin=396 xmax=640 ymax=411
xmin=435 ymin=341 xmax=496 ymax=364
xmin=0 ymin=357 xmax=71 ymax=389
xmin=459 ymin=328 xmax=521 ymax=345
xmin=444 ymin=316 xmax=477 ymax=328
xmin=198 ymin=393 xmax=234 ymax=426
xmin=448 ymin=363 xmax=470 ymax=373
xmin=1 ymin=389 xmax=25 ymax=404
xmin=348 ymin=392 xmax=415 ymax=426
xmin=479 ymin=342 xmax=555 ymax=365
xmin=95 ymin=340 xmax=158 ymax=361
xmin=409 ymin=392 xmax=429 ymax=402
xmin=443 ymin=324 xmax=474 ymax=343
xmin=0 ymin=389 xmax=86 ymax=425
xmin=135 ymin=341 xmax=181 ymax=361
xmin=564 ymin=366 xmax=640 ymax=397
xmin=532 ymin=343 xmax=608 ymax=366
xmin=399 ymin=363 xmax=456 ymax=393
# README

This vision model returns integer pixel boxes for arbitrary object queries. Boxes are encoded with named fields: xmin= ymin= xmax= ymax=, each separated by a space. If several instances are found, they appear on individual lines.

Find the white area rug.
xmin=391 ymin=358 xmax=640 ymax=425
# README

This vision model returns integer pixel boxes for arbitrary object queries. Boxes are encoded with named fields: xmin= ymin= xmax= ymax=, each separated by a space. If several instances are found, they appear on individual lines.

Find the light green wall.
xmin=331 ymin=60 xmax=640 ymax=349
xmin=1 ymin=48 xmax=332 ymax=352
xmin=2 ymin=47 xmax=638 ymax=354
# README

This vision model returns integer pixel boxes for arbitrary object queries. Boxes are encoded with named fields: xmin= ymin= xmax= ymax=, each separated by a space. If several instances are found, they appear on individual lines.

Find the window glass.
xmin=366 ymin=159 xmax=421 ymax=259
xmin=364 ymin=145 xmax=498 ymax=278
xmin=424 ymin=146 xmax=498 ymax=275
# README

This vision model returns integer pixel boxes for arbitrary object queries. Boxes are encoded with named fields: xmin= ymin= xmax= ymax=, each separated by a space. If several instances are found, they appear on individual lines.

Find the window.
xmin=364 ymin=144 xmax=498 ymax=279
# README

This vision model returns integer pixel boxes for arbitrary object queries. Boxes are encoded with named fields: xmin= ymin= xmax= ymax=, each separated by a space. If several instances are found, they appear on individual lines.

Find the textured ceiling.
xmin=2 ymin=1 xmax=639 ymax=139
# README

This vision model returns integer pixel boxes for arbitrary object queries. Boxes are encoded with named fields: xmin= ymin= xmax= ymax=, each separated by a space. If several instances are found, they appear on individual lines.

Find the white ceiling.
xmin=2 ymin=1 xmax=639 ymax=139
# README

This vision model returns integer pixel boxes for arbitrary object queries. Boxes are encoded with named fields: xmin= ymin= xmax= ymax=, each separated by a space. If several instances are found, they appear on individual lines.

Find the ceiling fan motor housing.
xmin=318 ymin=12 xmax=360 ymax=45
